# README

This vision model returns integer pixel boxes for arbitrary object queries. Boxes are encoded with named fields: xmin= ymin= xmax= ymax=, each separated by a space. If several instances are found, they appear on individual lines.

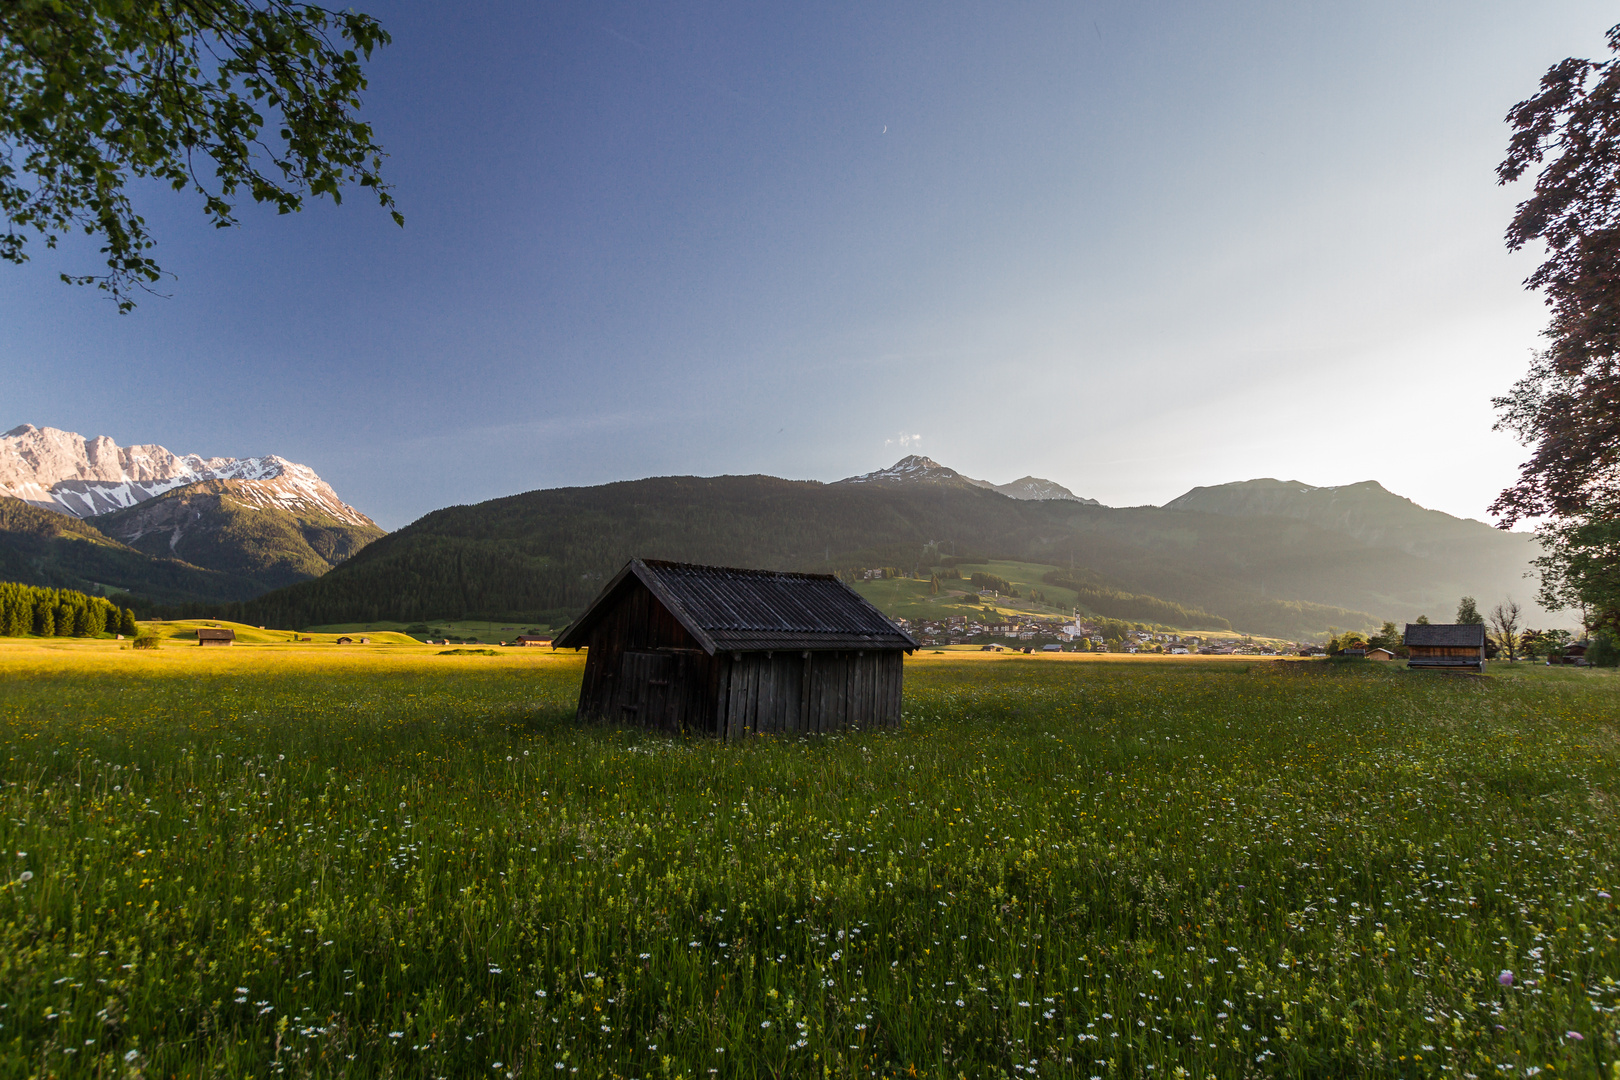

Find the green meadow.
xmin=851 ymin=561 xmax=1077 ymax=623
xmin=0 ymin=643 xmax=1615 ymax=1078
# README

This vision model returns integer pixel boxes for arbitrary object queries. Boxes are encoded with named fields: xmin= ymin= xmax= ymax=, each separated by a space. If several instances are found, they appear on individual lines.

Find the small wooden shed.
xmin=1404 ymin=623 xmax=1486 ymax=672
xmin=196 ymin=627 xmax=234 ymax=647
xmin=553 ymin=559 xmax=919 ymax=737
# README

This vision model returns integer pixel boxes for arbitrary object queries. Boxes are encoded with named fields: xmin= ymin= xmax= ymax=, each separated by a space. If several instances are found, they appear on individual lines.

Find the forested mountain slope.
xmin=219 ymin=467 xmax=1542 ymax=637
xmin=94 ymin=481 xmax=383 ymax=590
xmin=0 ymin=498 xmax=264 ymax=604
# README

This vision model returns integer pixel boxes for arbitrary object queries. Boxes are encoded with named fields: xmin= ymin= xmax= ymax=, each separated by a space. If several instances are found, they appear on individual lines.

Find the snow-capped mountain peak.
xmin=836 ymin=456 xmax=1101 ymax=504
xmin=989 ymin=476 xmax=1099 ymax=504
xmin=837 ymin=455 xmax=970 ymax=485
xmin=0 ymin=425 xmax=375 ymax=527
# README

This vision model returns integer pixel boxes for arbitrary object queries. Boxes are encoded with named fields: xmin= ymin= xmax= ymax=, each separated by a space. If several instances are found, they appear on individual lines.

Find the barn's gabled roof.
xmin=554 ymin=559 xmax=920 ymax=654
xmin=1404 ymin=623 xmax=1486 ymax=647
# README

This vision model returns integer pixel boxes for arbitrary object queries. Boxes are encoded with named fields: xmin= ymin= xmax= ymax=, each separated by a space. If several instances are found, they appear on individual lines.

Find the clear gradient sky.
xmin=1 ymin=2 xmax=1608 ymax=529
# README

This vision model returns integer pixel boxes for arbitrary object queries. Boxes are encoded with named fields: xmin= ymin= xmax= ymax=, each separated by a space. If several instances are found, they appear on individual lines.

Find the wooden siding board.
xmin=799 ymin=653 xmax=813 ymax=732
xmin=745 ymin=656 xmax=762 ymax=737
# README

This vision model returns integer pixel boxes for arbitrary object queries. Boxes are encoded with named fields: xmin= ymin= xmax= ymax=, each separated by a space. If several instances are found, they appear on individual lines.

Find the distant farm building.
xmin=196 ymin=627 xmax=234 ymax=646
xmin=515 ymin=635 xmax=552 ymax=647
xmin=1366 ymin=647 xmax=1396 ymax=661
xmin=1404 ymin=623 xmax=1486 ymax=672
xmin=553 ymin=559 xmax=918 ymax=737
xmin=335 ymin=636 xmax=352 ymax=645
xmin=1552 ymin=641 xmax=1588 ymax=665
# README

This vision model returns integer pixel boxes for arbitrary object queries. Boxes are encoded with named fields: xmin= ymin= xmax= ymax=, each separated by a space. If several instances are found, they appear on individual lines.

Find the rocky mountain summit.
xmin=0 ymin=424 xmax=375 ymax=527
xmin=837 ymin=456 xmax=1100 ymax=504
xmin=0 ymin=425 xmax=384 ymax=602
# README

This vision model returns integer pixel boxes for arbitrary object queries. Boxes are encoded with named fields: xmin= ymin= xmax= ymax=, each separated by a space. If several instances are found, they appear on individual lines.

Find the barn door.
xmin=614 ymin=650 xmax=687 ymax=732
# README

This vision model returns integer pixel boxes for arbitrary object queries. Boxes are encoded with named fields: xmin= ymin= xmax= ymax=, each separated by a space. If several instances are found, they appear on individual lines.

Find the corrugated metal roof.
xmin=1404 ymin=623 xmax=1486 ymax=647
xmin=555 ymin=559 xmax=919 ymax=654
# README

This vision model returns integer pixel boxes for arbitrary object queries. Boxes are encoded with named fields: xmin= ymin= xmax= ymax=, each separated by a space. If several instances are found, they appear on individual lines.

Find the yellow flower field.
xmin=0 ymin=643 xmax=1614 ymax=1078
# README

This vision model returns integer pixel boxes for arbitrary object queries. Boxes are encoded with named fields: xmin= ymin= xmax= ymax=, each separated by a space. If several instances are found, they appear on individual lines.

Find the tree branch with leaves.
xmin=1492 ymin=22 xmax=1620 ymax=628
xmin=0 ymin=0 xmax=400 ymax=311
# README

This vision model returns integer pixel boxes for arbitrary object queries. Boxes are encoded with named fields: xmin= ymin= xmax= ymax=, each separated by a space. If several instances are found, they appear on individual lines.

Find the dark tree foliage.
xmin=1529 ymin=514 xmax=1620 ymax=632
xmin=969 ymin=572 xmax=1013 ymax=595
xmin=1040 ymin=570 xmax=1232 ymax=631
xmin=1588 ymin=629 xmax=1620 ymax=666
xmin=1368 ymin=621 xmax=1402 ymax=651
xmin=0 ymin=581 xmax=128 ymax=637
xmin=1493 ymin=24 xmax=1620 ymax=530
xmin=0 ymin=0 xmax=398 ymax=310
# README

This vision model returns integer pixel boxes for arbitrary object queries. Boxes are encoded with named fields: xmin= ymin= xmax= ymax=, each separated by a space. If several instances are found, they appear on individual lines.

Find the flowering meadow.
xmin=0 ymin=644 xmax=1616 ymax=1079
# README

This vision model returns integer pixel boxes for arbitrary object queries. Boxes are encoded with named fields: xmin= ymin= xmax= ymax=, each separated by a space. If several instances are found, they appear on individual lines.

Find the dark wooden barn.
xmin=553 ymin=559 xmax=919 ymax=737
xmin=1404 ymin=622 xmax=1487 ymax=672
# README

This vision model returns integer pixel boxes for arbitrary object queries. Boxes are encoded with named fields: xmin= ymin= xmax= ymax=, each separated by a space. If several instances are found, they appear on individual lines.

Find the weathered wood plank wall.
xmin=571 ymin=581 xmax=907 ymax=736
xmin=711 ymin=650 xmax=903 ymax=738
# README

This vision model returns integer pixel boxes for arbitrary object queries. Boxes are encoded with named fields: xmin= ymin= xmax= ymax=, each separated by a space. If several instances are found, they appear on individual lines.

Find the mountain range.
xmin=0 ymin=432 xmax=1550 ymax=638
xmin=0 ymin=426 xmax=382 ymax=600
xmin=221 ymin=455 xmax=1546 ymax=638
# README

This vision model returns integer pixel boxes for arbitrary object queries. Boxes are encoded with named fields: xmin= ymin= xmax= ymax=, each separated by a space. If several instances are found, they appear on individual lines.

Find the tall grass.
xmin=0 ymin=648 xmax=1615 ymax=1078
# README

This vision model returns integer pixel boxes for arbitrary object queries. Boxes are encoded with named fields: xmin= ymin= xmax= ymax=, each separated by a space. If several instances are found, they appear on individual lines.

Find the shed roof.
xmin=196 ymin=627 xmax=235 ymax=640
xmin=1404 ymin=623 xmax=1486 ymax=647
xmin=554 ymin=559 xmax=920 ymax=654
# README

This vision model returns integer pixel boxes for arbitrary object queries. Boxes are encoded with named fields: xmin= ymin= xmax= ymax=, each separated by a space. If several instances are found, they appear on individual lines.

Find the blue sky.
xmin=2 ymin=1 xmax=1609 ymax=529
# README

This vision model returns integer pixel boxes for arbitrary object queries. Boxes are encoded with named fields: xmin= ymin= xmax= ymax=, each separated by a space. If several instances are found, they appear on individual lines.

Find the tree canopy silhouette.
xmin=0 ymin=1 xmax=399 ymax=310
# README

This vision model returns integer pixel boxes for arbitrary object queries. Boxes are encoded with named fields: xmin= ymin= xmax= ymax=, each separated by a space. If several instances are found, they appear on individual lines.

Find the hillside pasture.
xmin=134 ymin=619 xmax=424 ymax=646
xmin=0 ymin=649 xmax=1614 ymax=1077
xmin=850 ymin=561 xmax=1081 ymax=623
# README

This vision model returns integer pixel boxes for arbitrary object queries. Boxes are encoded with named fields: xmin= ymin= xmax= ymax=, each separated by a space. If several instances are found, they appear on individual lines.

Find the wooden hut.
xmin=196 ymin=627 xmax=234 ymax=646
xmin=1404 ymin=623 xmax=1486 ymax=672
xmin=553 ymin=559 xmax=919 ymax=737
xmin=1554 ymin=641 xmax=1589 ymax=665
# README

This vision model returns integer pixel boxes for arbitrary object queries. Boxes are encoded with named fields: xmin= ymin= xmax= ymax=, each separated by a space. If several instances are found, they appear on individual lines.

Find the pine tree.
xmin=120 ymin=609 xmax=138 ymax=636
xmin=35 ymin=604 xmax=53 ymax=637
xmin=1456 ymin=597 xmax=1484 ymax=625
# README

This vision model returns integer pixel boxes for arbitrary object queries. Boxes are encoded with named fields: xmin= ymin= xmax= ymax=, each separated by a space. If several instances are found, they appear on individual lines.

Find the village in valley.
xmin=895 ymin=611 xmax=1287 ymax=655
xmin=847 ymin=566 xmax=1302 ymax=655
